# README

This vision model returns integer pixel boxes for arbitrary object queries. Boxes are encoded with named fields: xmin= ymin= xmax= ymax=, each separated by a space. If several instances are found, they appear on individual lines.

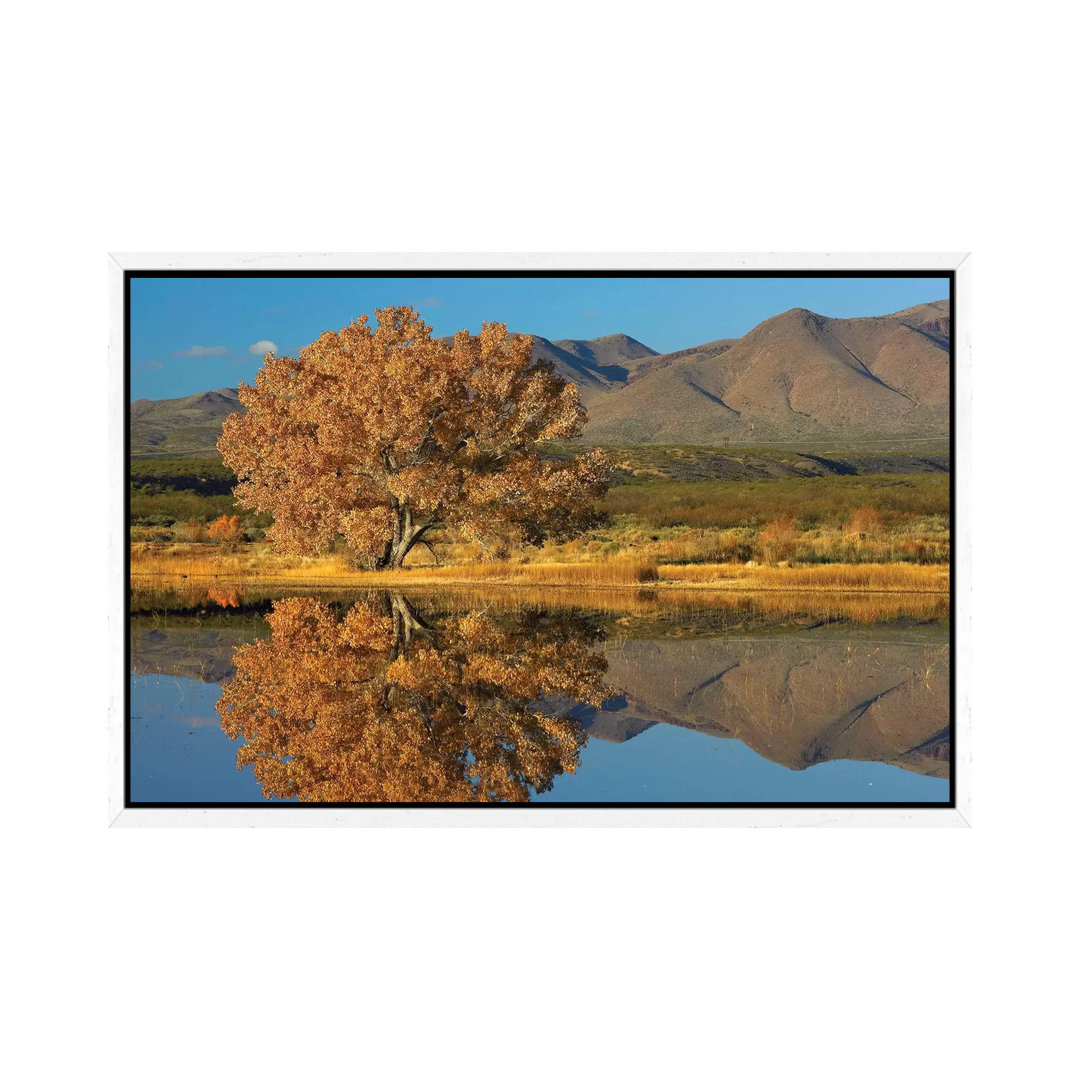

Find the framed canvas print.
xmin=109 ymin=254 xmax=970 ymax=826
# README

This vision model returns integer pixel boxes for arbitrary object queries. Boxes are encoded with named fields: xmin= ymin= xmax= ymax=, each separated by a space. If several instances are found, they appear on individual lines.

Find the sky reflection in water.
xmin=129 ymin=588 xmax=950 ymax=805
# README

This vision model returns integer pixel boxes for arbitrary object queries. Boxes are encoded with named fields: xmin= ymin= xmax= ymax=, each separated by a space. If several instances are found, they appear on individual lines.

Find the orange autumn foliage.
xmin=206 ymin=587 xmax=240 ymax=608
xmin=207 ymin=514 xmax=242 ymax=542
xmin=215 ymin=595 xmax=609 ymax=803
xmin=218 ymin=306 xmax=608 ymax=569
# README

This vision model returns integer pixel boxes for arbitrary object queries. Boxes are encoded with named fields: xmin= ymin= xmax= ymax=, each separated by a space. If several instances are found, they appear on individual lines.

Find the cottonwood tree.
xmin=218 ymin=306 xmax=608 ymax=568
xmin=216 ymin=595 xmax=608 ymax=802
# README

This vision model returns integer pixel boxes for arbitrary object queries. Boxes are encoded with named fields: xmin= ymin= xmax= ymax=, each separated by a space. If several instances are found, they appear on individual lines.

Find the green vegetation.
xmin=130 ymin=490 xmax=240 ymax=525
xmin=548 ymin=442 xmax=949 ymax=484
xmin=587 ymin=472 xmax=948 ymax=567
xmin=129 ymin=457 xmax=269 ymax=535
xmin=131 ymin=450 xmax=950 ymax=569
xmin=606 ymin=473 xmax=948 ymax=529
xmin=129 ymin=456 xmax=235 ymax=483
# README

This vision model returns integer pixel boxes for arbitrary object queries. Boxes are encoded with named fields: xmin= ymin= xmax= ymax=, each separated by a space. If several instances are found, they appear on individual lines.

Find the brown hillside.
xmin=129 ymin=301 xmax=951 ymax=454
xmin=552 ymin=332 xmax=658 ymax=376
xmin=527 ymin=332 xmax=657 ymax=404
xmin=584 ymin=301 xmax=950 ymax=444
xmin=130 ymin=388 xmax=244 ymax=456
xmin=434 ymin=331 xmax=656 ymax=405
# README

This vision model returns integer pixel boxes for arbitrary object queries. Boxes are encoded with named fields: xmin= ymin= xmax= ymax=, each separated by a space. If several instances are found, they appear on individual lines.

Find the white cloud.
xmin=174 ymin=345 xmax=228 ymax=357
xmin=418 ymin=297 xmax=444 ymax=308
xmin=138 ymin=360 xmax=166 ymax=370
xmin=249 ymin=339 xmax=279 ymax=356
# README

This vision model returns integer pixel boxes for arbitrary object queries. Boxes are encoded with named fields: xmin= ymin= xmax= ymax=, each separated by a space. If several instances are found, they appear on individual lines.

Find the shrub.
xmin=208 ymin=514 xmax=243 ymax=545
xmin=207 ymin=587 xmax=241 ymax=608
xmin=844 ymin=506 xmax=882 ymax=541
xmin=757 ymin=516 xmax=798 ymax=564
xmin=703 ymin=529 xmax=755 ymax=564
xmin=243 ymin=522 xmax=268 ymax=543
xmin=176 ymin=517 xmax=208 ymax=543
xmin=130 ymin=524 xmax=173 ymax=543
xmin=633 ymin=559 xmax=660 ymax=583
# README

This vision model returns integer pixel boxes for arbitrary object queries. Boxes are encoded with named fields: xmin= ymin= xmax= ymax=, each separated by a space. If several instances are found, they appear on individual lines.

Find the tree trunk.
xmin=387 ymin=592 xmax=430 ymax=661
xmin=376 ymin=506 xmax=433 ymax=569
xmin=391 ymin=593 xmax=429 ymax=639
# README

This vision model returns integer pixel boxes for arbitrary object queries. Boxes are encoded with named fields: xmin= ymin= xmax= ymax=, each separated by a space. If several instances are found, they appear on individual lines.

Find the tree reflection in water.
xmin=216 ymin=594 xmax=608 ymax=803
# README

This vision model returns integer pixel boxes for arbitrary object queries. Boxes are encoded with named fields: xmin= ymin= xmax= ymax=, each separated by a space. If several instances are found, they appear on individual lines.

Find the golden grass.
xmin=131 ymin=544 xmax=947 ymax=597
xmin=714 ymin=587 xmax=948 ymax=624
xmin=657 ymin=561 xmax=948 ymax=593
xmin=395 ymin=556 xmax=660 ymax=587
xmin=130 ymin=545 xmax=660 ymax=588
xmin=392 ymin=583 xmax=949 ymax=624
xmin=131 ymin=578 xmax=948 ymax=626
xmin=130 ymin=544 xmax=358 ymax=582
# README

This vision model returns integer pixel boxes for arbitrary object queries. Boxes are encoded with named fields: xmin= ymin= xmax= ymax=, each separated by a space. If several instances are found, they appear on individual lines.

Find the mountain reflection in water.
xmin=129 ymin=586 xmax=950 ymax=804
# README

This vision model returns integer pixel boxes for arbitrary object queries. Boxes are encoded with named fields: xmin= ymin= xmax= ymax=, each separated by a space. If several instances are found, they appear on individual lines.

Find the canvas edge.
xmin=108 ymin=251 xmax=970 ymax=829
xmin=952 ymin=253 xmax=973 ymax=826
xmin=110 ymin=808 xmax=970 ymax=828
xmin=108 ymin=255 xmax=126 ymax=825
xmin=109 ymin=251 xmax=967 ymax=271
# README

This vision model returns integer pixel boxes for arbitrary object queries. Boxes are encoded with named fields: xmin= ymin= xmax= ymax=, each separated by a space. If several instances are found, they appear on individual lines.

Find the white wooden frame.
xmin=108 ymin=252 xmax=971 ymax=827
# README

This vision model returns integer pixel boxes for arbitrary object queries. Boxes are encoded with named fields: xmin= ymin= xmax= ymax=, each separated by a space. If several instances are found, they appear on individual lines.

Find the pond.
xmin=128 ymin=585 xmax=951 ymax=806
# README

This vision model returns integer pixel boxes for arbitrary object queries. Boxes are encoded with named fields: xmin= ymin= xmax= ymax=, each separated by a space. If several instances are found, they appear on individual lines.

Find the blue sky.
xmin=130 ymin=275 xmax=950 ymax=400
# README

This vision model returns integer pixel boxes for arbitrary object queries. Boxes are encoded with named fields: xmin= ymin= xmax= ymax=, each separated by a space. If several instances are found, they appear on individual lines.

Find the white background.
xmin=4 ymin=2 xmax=1076 ymax=1078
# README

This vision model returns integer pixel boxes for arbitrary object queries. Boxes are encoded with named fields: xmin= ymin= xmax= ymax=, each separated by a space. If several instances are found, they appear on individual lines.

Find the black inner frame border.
xmin=124 ymin=268 xmax=956 ymax=811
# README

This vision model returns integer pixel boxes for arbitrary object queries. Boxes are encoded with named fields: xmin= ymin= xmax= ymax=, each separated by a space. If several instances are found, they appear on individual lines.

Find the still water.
xmin=129 ymin=586 xmax=950 ymax=805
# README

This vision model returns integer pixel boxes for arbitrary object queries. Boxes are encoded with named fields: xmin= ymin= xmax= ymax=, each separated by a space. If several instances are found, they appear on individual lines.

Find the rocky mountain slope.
xmin=129 ymin=300 xmax=950 ymax=453
xmin=584 ymin=300 xmax=950 ymax=443
xmin=130 ymin=388 xmax=243 ymax=456
xmin=454 ymin=330 xmax=658 ymax=404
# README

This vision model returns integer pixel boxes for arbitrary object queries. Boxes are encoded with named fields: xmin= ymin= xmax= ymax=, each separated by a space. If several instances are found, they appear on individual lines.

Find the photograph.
xmin=15 ymin=4 xmax=1076 ymax=1074
xmin=123 ymin=265 xmax=955 ymax=813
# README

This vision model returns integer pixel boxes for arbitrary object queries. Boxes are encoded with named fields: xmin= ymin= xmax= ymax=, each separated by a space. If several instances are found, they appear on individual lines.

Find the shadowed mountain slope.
xmin=584 ymin=300 xmax=950 ymax=444
xmin=130 ymin=388 xmax=244 ymax=457
xmin=453 ymin=331 xmax=658 ymax=405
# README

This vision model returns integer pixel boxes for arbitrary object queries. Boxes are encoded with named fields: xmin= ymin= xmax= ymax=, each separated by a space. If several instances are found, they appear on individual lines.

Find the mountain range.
xmin=130 ymin=387 xmax=242 ymax=456
xmin=129 ymin=299 xmax=950 ymax=454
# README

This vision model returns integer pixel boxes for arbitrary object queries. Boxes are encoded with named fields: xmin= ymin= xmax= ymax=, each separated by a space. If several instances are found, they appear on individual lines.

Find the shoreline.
xmin=129 ymin=560 xmax=948 ymax=596
xmin=130 ymin=577 xmax=948 ymax=596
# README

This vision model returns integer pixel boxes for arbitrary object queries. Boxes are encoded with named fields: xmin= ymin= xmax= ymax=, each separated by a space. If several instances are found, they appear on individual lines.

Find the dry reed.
xmin=657 ymin=561 xmax=948 ymax=593
xmin=131 ymin=544 xmax=946 ymax=597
